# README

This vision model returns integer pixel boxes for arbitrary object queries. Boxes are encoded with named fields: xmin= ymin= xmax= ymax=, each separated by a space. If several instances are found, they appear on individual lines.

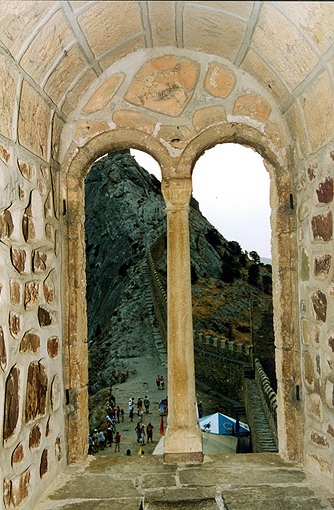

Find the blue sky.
xmin=131 ymin=143 xmax=271 ymax=259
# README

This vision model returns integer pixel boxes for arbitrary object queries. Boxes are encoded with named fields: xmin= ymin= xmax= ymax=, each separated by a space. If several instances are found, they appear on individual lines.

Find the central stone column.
xmin=161 ymin=177 xmax=203 ymax=463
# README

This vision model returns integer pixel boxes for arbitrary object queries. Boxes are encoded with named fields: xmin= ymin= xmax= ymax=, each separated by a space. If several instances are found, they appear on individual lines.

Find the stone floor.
xmin=36 ymin=452 xmax=334 ymax=510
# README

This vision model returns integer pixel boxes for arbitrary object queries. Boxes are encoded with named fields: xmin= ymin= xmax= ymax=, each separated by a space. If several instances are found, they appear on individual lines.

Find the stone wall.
xmin=0 ymin=57 xmax=65 ymax=510
xmin=297 ymin=145 xmax=334 ymax=482
xmin=1 ymin=1 xmax=334 ymax=503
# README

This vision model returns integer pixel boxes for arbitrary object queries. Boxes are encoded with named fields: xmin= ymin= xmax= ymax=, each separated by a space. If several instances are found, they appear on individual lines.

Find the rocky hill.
xmin=85 ymin=151 xmax=274 ymax=403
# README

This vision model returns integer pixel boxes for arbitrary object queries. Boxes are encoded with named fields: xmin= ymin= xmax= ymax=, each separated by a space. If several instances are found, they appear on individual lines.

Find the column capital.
xmin=161 ymin=177 xmax=192 ymax=209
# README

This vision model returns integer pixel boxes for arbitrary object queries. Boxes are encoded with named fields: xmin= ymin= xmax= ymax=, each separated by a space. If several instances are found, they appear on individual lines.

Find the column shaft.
xmin=162 ymin=178 xmax=203 ymax=463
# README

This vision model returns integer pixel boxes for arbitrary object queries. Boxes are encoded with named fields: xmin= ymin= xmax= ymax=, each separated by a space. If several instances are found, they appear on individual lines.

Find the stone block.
xmin=192 ymin=106 xmax=226 ymax=132
xmin=0 ymin=1 xmax=51 ymax=57
xmin=29 ymin=423 xmax=42 ymax=449
xmin=51 ymin=374 xmax=61 ymax=411
xmin=242 ymin=49 xmax=289 ymax=104
xmin=265 ymin=121 xmax=285 ymax=148
xmin=10 ymin=247 xmax=26 ymax=274
xmin=18 ymin=81 xmax=50 ymax=160
xmin=148 ymin=1 xmax=176 ymax=46
xmin=0 ymin=53 xmax=17 ymax=139
xmin=55 ymin=435 xmax=62 ymax=462
xmin=9 ymin=311 xmax=21 ymax=337
xmin=43 ymin=270 xmax=56 ymax=304
xmin=99 ymin=35 xmax=146 ymax=71
xmin=24 ymin=281 xmax=40 ymax=308
xmin=0 ymin=209 xmax=14 ymax=239
xmin=20 ymin=330 xmax=40 ymax=353
xmin=47 ymin=336 xmax=59 ymax=358
xmin=83 ymin=74 xmax=125 ymax=113
xmin=44 ymin=44 xmax=88 ymax=105
xmin=17 ymin=159 xmax=35 ymax=182
xmin=303 ymin=351 xmax=315 ymax=390
xmin=316 ymin=177 xmax=333 ymax=204
xmin=11 ymin=442 xmax=24 ymax=465
xmin=311 ymin=290 xmax=327 ymax=322
xmin=62 ymin=69 xmax=97 ymax=116
xmin=307 ymin=392 xmax=323 ymax=422
xmin=20 ymin=10 xmax=74 ymax=85
xmin=0 ymin=143 xmax=10 ymax=164
xmin=51 ymin=114 xmax=65 ymax=163
xmin=158 ymin=125 xmax=193 ymax=149
xmin=40 ymin=448 xmax=48 ymax=478
xmin=311 ymin=211 xmax=332 ymax=242
xmin=0 ymin=325 xmax=6 ymax=369
xmin=125 ymin=55 xmax=199 ymax=116
xmin=252 ymin=3 xmax=318 ymax=90
xmin=310 ymin=431 xmax=329 ymax=448
xmin=113 ymin=110 xmax=156 ymax=134
xmin=10 ymin=280 xmax=21 ymax=305
xmin=302 ymin=71 xmax=334 ymax=151
xmin=183 ymin=3 xmax=246 ymax=60
xmin=233 ymin=94 xmax=271 ymax=123
xmin=3 ymin=467 xmax=31 ymax=509
xmin=314 ymin=254 xmax=331 ymax=279
xmin=25 ymin=361 xmax=48 ymax=422
xmin=325 ymin=379 xmax=334 ymax=408
xmin=77 ymin=1 xmax=142 ymax=57
xmin=38 ymin=306 xmax=54 ymax=327
xmin=74 ymin=120 xmax=109 ymax=146
xmin=3 ymin=365 xmax=20 ymax=440
xmin=204 ymin=62 xmax=236 ymax=98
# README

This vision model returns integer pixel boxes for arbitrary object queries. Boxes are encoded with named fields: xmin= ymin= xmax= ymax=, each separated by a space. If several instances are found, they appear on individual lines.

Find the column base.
xmin=163 ymin=451 xmax=204 ymax=464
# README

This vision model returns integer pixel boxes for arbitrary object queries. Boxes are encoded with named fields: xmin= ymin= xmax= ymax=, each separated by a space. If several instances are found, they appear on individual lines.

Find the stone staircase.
xmin=142 ymin=263 xmax=167 ymax=367
xmin=245 ymin=378 xmax=278 ymax=452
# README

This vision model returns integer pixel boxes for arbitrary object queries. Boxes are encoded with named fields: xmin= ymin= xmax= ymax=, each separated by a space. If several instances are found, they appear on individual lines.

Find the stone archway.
xmin=62 ymin=119 xmax=302 ymax=465
xmin=180 ymin=123 xmax=303 ymax=462
xmin=61 ymin=129 xmax=169 ymax=463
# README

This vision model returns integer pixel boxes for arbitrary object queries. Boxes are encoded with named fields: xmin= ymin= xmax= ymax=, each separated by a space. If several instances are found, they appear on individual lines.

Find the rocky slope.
xmin=85 ymin=151 xmax=273 ymax=405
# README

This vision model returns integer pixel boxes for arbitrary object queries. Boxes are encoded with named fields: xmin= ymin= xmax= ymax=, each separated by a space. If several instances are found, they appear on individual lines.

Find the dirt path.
xmin=91 ymin=350 xmax=225 ymax=459
xmin=92 ymin=352 xmax=167 ymax=458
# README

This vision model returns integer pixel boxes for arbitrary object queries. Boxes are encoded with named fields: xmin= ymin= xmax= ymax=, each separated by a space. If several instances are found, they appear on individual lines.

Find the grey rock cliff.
xmin=85 ymin=151 xmax=273 ymax=396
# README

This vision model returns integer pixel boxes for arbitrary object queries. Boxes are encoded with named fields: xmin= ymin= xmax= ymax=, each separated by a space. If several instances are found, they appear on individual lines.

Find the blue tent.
xmin=199 ymin=412 xmax=249 ymax=435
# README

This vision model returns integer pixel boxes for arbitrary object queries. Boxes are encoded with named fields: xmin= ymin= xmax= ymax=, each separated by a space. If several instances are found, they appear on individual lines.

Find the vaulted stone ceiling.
xmin=1 ymin=1 xmax=333 ymax=119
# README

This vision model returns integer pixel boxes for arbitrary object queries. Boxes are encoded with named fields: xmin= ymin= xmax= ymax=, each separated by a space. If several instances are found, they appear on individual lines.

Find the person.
xmin=106 ymin=425 xmax=113 ymax=447
xmin=138 ymin=406 xmax=143 ymax=421
xmin=159 ymin=400 xmax=164 ymax=415
xmin=146 ymin=422 xmax=154 ymax=443
xmin=126 ymin=449 xmax=132 ymax=456
xmin=143 ymin=396 xmax=150 ymax=413
xmin=140 ymin=424 xmax=146 ymax=445
xmin=160 ymin=375 xmax=165 ymax=390
xmin=114 ymin=431 xmax=121 ymax=452
xmin=98 ymin=430 xmax=106 ymax=450
xmin=120 ymin=408 xmax=125 ymax=422
xmin=129 ymin=406 xmax=134 ymax=422
xmin=135 ymin=422 xmax=141 ymax=443
xmin=88 ymin=435 xmax=94 ymax=455
xmin=116 ymin=406 xmax=121 ymax=423
xmin=92 ymin=429 xmax=99 ymax=450
xmin=156 ymin=375 xmax=161 ymax=390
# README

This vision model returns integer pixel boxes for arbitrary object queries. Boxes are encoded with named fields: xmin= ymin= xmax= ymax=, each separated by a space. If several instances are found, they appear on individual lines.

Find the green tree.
xmin=249 ymin=250 xmax=261 ymax=264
